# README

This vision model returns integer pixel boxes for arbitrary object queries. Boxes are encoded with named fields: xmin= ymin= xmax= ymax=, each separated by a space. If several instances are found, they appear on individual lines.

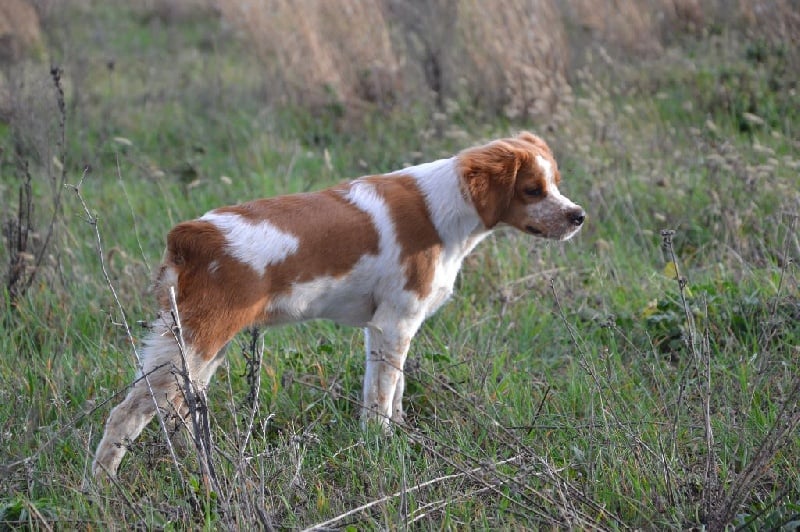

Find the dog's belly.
xmin=260 ymin=252 xmax=466 ymax=329
xmin=264 ymin=273 xmax=378 ymax=327
xmin=308 ymin=284 xmax=376 ymax=326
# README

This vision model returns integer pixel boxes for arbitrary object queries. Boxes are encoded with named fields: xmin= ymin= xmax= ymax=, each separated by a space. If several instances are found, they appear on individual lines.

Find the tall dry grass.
xmin=737 ymin=0 xmax=800 ymax=45
xmin=452 ymin=0 xmax=569 ymax=121
xmin=217 ymin=0 xmax=571 ymax=122
xmin=218 ymin=0 xmax=400 ymax=110
xmin=215 ymin=0 xmax=799 ymax=123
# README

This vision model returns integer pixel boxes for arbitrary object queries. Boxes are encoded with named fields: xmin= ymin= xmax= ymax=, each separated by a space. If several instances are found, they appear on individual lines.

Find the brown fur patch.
xmin=498 ymin=168 xmax=549 ymax=230
xmin=457 ymin=140 xmax=530 ymax=228
xmin=457 ymin=132 xmax=566 ymax=230
xmin=516 ymin=131 xmax=554 ymax=158
xmin=160 ymin=220 xmax=264 ymax=358
xmin=364 ymin=175 xmax=443 ymax=298
xmin=160 ymin=187 xmax=381 ymax=359
xmin=216 ymin=188 xmax=381 ymax=290
xmin=508 ymin=132 xmax=561 ymax=186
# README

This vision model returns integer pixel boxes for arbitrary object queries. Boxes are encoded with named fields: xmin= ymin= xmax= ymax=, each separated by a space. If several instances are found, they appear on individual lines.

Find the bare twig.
xmin=406 ymin=482 xmax=505 ymax=525
xmin=16 ymin=67 xmax=69 ymax=300
xmin=303 ymin=455 xmax=524 ymax=531
xmin=167 ymin=286 xmax=221 ymax=495
xmin=4 ymin=159 xmax=33 ymax=303
xmin=701 ymin=299 xmax=716 ymax=518
xmin=661 ymin=229 xmax=718 ymax=519
xmin=243 ymin=327 xmax=264 ymax=446
xmin=5 ymin=67 xmax=69 ymax=305
xmin=23 ymin=499 xmax=54 ymax=532
xmin=757 ymin=212 xmax=798 ymax=372
xmin=66 ymin=168 xmax=186 ymax=489
xmin=659 ymin=231 xmax=699 ymax=358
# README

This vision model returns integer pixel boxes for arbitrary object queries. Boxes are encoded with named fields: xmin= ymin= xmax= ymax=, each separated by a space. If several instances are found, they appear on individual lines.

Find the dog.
xmin=92 ymin=132 xmax=585 ymax=477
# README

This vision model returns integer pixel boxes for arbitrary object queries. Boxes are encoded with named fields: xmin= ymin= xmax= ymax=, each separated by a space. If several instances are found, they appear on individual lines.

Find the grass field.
xmin=1 ymin=1 xmax=799 ymax=529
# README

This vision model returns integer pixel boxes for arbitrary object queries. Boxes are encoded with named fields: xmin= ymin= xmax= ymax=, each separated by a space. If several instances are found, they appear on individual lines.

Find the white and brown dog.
xmin=93 ymin=132 xmax=585 ymax=477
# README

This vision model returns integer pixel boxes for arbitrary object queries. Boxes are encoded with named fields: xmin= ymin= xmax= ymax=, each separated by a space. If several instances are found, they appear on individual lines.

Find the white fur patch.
xmin=535 ymin=154 xmax=575 ymax=211
xmin=201 ymin=211 xmax=299 ymax=274
xmin=400 ymin=158 xmax=482 ymax=246
xmin=160 ymin=263 xmax=179 ymax=289
xmin=535 ymin=155 xmax=554 ymax=186
xmin=343 ymin=181 xmax=397 ymax=258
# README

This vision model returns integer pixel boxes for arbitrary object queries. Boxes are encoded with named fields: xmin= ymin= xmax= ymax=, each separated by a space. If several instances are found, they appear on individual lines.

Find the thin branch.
xmin=167 ymin=286 xmax=221 ymax=495
xmin=303 ymin=455 xmax=524 ymax=531
xmin=22 ymin=67 xmax=69 ymax=296
xmin=66 ymin=168 xmax=186 ymax=488
xmin=661 ymin=229 xmax=717 ymax=518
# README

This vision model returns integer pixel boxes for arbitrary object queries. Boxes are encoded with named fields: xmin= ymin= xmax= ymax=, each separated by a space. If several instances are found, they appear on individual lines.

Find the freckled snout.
xmin=553 ymin=204 xmax=586 ymax=241
xmin=569 ymin=207 xmax=586 ymax=227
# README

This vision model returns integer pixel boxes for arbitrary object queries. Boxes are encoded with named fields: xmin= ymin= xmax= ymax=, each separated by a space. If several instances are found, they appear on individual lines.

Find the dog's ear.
xmin=459 ymin=140 xmax=528 ymax=228
xmin=517 ymin=131 xmax=553 ymax=156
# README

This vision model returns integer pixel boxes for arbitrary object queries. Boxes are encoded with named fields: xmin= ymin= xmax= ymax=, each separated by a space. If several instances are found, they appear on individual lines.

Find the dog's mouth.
xmin=525 ymin=224 xmax=583 ymax=241
xmin=525 ymin=225 xmax=545 ymax=236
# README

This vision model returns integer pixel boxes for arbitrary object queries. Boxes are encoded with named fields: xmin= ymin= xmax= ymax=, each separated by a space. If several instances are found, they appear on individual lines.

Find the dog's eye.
xmin=524 ymin=186 xmax=543 ymax=197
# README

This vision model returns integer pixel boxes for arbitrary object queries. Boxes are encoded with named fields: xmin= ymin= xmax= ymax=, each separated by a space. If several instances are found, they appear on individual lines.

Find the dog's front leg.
xmin=391 ymin=368 xmax=405 ymax=423
xmin=362 ymin=312 xmax=420 ymax=429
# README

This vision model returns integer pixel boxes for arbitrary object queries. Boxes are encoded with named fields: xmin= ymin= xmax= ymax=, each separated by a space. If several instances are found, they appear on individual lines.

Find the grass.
xmin=1 ymin=2 xmax=799 ymax=530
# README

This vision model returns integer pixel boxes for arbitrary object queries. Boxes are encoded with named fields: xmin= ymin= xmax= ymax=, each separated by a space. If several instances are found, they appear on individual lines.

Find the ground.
xmin=0 ymin=1 xmax=798 ymax=529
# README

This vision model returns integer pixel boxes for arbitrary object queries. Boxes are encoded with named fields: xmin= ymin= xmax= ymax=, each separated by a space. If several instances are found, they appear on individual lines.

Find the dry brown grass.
xmin=217 ymin=0 xmax=400 ymax=110
xmin=214 ymin=0 xmax=799 ymax=122
xmin=454 ymin=0 xmax=569 ymax=121
xmin=736 ymin=0 xmax=800 ymax=45
xmin=139 ymin=0 xmax=219 ymax=23
xmin=216 ymin=0 xmax=572 ymax=122
xmin=564 ymin=0 xmax=672 ymax=56
xmin=564 ymin=0 xmax=800 ymax=54
xmin=0 ymin=0 xmax=43 ymax=64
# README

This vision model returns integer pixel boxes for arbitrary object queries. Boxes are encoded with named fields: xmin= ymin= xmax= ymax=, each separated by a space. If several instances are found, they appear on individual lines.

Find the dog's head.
xmin=458 ymin=131 xmax=585 ymax=240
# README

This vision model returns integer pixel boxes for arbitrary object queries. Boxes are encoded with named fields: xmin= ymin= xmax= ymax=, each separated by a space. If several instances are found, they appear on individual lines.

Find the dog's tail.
xmin=151 ymin=219 xmax=221 ymax=308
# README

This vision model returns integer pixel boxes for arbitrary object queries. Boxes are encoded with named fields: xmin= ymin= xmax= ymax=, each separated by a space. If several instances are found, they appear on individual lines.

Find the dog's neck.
xmin=396 ymin=157 xmax=488 ymax=256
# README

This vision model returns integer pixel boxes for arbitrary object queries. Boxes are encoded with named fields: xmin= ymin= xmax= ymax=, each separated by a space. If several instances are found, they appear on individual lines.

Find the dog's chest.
xmin=422 ymin=250 xmax=469 ymax=317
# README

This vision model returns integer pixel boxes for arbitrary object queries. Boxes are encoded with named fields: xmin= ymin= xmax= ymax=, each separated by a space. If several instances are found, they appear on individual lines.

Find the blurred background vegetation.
xmin=0 ymin=0 xmax=798 ymax=529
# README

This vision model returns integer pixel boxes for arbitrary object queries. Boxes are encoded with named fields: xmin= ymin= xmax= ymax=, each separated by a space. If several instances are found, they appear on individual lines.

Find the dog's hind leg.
xmin=92 ymin=321 xmax=206 ymax=478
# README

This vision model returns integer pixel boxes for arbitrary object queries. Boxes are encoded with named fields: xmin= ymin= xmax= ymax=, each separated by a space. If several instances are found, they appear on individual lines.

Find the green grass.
xmin=1 ymin=3 xmax=798 ymax=530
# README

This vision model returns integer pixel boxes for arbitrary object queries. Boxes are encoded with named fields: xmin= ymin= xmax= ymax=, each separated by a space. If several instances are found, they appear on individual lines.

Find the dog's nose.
xmin=570 ymin=208 xmax=586 ymax=226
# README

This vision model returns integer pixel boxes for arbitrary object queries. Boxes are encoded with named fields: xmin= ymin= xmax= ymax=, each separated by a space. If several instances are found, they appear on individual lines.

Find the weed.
xmin=3 ymin=67 xmax=67 ymax=307
xmin=0 ymin=1 xmax=798 ymax=530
